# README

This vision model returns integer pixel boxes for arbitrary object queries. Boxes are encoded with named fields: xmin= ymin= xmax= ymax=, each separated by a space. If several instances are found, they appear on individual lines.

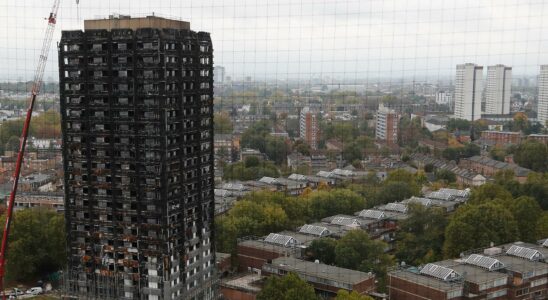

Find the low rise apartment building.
xmin=459 ymin=155 xmax=531 ymax=183
xmin=388 ymin=241 xmax=548 ymax=300
xmin=263 ymin=257 xmax=376 ymax=298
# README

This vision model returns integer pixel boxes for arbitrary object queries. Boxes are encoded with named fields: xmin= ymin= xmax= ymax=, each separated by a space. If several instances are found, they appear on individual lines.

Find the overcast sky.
xmin=1 ymin=0 xmax=547 ymax=83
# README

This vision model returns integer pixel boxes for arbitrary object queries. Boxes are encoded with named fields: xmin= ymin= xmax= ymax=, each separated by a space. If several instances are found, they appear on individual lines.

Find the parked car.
xmin=8 ymin=288 xmax=24 ymax=298
xmin=26 ymin=287 xmax=43 ymax=295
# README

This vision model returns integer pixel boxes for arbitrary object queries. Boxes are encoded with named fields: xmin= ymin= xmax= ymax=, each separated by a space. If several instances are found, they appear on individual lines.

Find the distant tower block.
xmin=454 ymin=63 xmax=483 ymax=121
xmin=485 ymin=65 xmax=512 ymax=115
xmin=538 ymin=65 xmax=548 ymax=126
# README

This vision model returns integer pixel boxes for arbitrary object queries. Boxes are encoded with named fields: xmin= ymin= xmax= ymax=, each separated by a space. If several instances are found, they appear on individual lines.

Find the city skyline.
xmin=1 ymin=0 xmax=548 ymax=81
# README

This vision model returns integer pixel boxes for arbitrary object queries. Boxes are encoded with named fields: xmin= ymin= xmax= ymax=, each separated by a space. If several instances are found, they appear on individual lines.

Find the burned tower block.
xmin=59 ymin=16 xmax=216 ymax=299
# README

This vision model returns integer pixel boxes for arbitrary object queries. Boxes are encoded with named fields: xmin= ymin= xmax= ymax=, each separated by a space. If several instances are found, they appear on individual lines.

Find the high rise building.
xmin=375 ymin=104 xmax=399 ymax=144
xmin=485 ymin=64 xmax=512 ymax=115
xmin=538 ymin=65 xmax=548 ymax=126
xmin=213 ymin=66 xmax=225 ymax=84
xmin=435 ymin=91 xmax=453 ymax=106
xmin=58 ymin=16 xmax=216 ymax=299
xmin=300 ymin=106 xmax=320 ymax=150
xmin=454 ymin=63 xmax=483 ymax=121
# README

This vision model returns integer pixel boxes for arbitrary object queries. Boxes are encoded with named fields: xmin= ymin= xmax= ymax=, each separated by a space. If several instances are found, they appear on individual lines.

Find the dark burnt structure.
xmin=58 ymin=16 xmax=216 ymax=300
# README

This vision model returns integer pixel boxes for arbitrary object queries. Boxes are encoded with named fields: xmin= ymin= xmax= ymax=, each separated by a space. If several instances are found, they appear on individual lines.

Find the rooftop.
xmin=495 ymin=255 xmax=547 ymax=275
xmin=221 ymin=273 xmax=262 ymax=293
xmin=389 ymin=269 xmax=463 ymax=292
xmin=266 ymin=257 xmax=374 ymax=285
xmin=84 ymin=15 xmax=190 ymax=31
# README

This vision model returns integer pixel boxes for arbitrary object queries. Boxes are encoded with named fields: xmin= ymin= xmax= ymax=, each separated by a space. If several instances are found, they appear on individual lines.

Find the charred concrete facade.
xmin=58 ymin=16 xmax=216 ymax=300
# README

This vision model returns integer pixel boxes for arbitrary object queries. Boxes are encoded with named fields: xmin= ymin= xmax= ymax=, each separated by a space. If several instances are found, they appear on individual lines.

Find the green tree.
xmin=468 ymin=183 xmax=513 ymax=204
xmin=446 ymin=118 xmax=470 ymax=131
xmin=3 ymin=209 xmax=66 ymax=281
xmin=293 ymin=140 xmax=311 ymax=156
xmin=265 ymin=136 xmax=289 ymax=165
xmin=385 ymin=169 xmax=421 ymax=195
xmin=306 ymin=238 xmax=337 ymax=265
xmin=335 ymin=290 xmax=374 ymax=300
xmin=434 ymin=169 xmax=456 ymax=183
xmin=508 ymin=196 xmax=542 ymax=242
xmin=5 ymin=135 xmax=20 ymax=152
xmin=241 ymin=120 xmax=272 ymax=149
xmin=374 ymin=181 xmax=417 ymax=206
xmin=442 ymin=147 xmax=461 ymax=162
xmin=342 ymin=142 xmax=363 ymax=162
xmin=395 ymin=205 xmax=447 ymax=265
xmin=536 ymin=212 xmax=548 ymax=239
xmin=520 ymin=176 xmax=548 ymax=209
xmin=461 ymin=143 xmax=480 ymax=158
xmin=309 ymin=189 xmax=365 ymax=220
xmin=514 ymin=140 xmax=548 ymax=172
xmin=490 ymin=147 xmax=506 ymax=161
xmin=223 ymin=161 xmax=280 ymax=181
xmin=30 ymin=110 xmax=61 ymax=138
xmin=334 ymin=230 xmax=394 ymax=291
xmin=245 ymin=156 xmax=260 ymax=168
xmin=257 ymin=273 xmax=318 ymax=300
xmin=214 ymin=112 xmax=234 ymax=134
xmin=443 ymin=203 xmax=519 ymax=257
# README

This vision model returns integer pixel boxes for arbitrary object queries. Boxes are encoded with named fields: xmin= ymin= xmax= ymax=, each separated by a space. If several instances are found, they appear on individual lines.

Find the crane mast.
xmin=0 ymin=0 xmax=60 ymax=298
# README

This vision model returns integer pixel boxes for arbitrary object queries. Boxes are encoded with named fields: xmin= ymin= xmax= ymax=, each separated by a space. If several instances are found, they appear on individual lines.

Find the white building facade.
xmin=538 ymin=65 xmax=548 ymax=126
xmin=454 ymin=63 xmax=483 ymax=121
xmin=485 ymin=64 xmax=512 ymax=115
xmin=435 ymin=91 xmax=453 ymax=106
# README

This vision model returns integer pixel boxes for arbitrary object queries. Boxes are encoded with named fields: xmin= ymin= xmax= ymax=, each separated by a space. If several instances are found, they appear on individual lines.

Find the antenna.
xmin=76 ymin=0 xmax=81 ymax=22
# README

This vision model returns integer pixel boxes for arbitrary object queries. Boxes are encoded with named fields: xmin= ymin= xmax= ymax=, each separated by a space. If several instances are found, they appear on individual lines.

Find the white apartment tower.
xmin=485 ymin=64 xmax=512 ymax=115
xmin=454 ymin=63 xmax=483 ymax=121
xmin=538 ymin=65 xmax=548 ymax=126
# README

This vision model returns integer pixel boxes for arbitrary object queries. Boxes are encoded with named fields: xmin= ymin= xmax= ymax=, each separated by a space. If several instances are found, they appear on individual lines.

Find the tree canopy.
xmin=240 ymin=121 xmax=289 ymax=165
xmin=223 ymin=160 xmax=280 ymax=181
xmin=308 ymin=189 xmax=365 ymax=220
xmin=257 ymin=273 xmax=318 ymax=300
xmin=335 ymin=290 xmax=374 ymax=300
xmin=3 ymin=209 xmax=66 ymax=281
xmin=334 ymin=230 xmax=394 ymax=291
xmin=443 ymin=202 xmax=519 ymax=257
xmin=395 ymin=205 xmax=447 ymax=265
xmin=513 ymin=140 xmax=548 ymax=172
xmin=215 ymin=188 xmax=365 ymax=254
xmin=213 ymin=112 xmax=234 ymax=134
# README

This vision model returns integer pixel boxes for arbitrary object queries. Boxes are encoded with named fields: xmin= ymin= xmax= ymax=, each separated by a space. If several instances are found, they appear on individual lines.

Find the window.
xmin=493 ymin=277 xmax=506 ymax=287
xmin=487 ymin=289 xmax=506 ymax=299
xmin=515 ymin=288 xmax=529 ymax=297
xmin=531 ymin=277 xmax=547 ymax=287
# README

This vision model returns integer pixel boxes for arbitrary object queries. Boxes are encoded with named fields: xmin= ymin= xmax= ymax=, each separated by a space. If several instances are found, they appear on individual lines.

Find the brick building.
xmin=459 ymin=156 xmax=531 ymax=183
xmin=300 ymin=106 xmax=320 ymax=150
xmin=480 ymin=131 xmax=522 ymax=146
xmin=527 ymin=134 xmax=548 ymax=144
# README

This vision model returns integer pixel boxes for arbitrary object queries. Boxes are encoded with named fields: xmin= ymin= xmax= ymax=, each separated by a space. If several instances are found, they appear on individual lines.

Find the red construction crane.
xmin=0 ymin=0 xmax=60 ymax=298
